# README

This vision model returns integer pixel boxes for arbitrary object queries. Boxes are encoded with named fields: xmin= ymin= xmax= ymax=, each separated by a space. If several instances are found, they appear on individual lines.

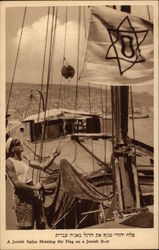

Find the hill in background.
xmin=6 ymin=82 xmax=153 ymax=120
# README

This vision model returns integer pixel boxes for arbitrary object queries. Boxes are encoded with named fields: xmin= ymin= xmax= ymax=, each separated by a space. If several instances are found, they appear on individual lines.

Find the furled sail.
xmin=43 ymin=159 xmax=110 ymax=228
xmin=80 ymin=6 xmax=153 ymax=86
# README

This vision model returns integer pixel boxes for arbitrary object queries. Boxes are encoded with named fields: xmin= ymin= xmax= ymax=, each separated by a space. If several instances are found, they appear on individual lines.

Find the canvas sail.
xmin=80 ymin=6 xmax=153 ymax=86
xmin=43 ymin=159 xmax=110 ymax=228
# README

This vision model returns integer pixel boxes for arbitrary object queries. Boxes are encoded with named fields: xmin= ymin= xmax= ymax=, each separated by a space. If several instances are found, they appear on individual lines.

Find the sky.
xmin=6 ymin=6 xmax=90 ymax=85
xmin=6 ymin=4 xmax=154 ymax=95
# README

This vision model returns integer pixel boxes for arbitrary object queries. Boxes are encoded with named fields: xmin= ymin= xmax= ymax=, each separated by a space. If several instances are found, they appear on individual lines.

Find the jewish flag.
xmin=80 ymin=6 xmax=153 ymax=86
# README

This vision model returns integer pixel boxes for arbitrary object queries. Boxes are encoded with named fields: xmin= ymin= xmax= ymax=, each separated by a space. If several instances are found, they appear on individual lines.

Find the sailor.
xmin=6 ymin=137 xmax=60 ymax=229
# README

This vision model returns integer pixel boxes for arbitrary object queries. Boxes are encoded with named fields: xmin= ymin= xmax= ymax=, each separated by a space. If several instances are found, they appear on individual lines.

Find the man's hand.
xmin=34 ymin=182 xmax=42 ymax=191
xmin=34 ymin=182 xmax=43 ymax=197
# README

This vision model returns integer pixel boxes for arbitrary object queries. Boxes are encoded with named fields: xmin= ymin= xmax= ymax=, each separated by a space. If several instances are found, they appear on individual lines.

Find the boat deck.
xmin=88 ymin=211 xmax=153 ymax=228
xmin=6 ymin=135 xmax=153 ymax=229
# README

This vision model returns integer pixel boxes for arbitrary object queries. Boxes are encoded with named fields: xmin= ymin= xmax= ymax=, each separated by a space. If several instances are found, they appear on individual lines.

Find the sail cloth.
xmin=80 ymin=6 xmax=153 ymax=86
xmin=44 ymin=159 xmax=110 ymax=228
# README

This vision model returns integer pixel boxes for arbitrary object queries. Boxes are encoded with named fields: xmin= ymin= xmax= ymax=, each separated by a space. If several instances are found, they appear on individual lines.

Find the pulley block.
xmin=61 ymin=64 xmax=75 ymax=79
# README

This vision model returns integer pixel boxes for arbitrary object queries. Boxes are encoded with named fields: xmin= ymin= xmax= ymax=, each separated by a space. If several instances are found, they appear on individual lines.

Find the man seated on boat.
xmin=6 ymin=137 xmax=60 ymax=229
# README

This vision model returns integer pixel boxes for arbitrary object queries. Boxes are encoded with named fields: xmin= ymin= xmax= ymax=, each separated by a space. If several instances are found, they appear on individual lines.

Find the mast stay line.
xmin=6 ymin=7 xmax=27 ymax=114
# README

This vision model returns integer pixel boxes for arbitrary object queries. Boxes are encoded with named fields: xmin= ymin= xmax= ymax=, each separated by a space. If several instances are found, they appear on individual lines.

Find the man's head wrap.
xmin=6 ymin=137 xmax=20 ymax=154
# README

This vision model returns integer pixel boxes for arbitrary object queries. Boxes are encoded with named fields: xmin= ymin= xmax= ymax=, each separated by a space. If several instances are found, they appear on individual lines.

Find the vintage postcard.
xmin=0 ymin=0 xmax=158 ymax=249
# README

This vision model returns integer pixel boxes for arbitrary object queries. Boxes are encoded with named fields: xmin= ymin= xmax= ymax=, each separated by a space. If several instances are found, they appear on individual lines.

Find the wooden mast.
xmin=111 ymin=5 xmax=139 ymax=213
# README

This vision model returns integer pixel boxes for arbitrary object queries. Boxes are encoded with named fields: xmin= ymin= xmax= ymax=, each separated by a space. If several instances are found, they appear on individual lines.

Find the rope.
xmin=100 ymin=85 xmax=107 ymax=164
xmin=57 ymin=75 xmax=62 ymax=108
xmin=41 ymin=6 xmax=58 ymax=159
xmin=31 ymin=8 xmax=51 ymax=183
xmin=40 ymin=6 xmax=56 ymax=162
xmin=46 ymin=7 xmax=64 ymax=156
xmin=35 ymin=8 xmax=58 ymax=228
xmin=111 ymin=87 xmax=116 ymax=195
xmin=48 ymin=7 xmax=59 ymax=111
xmin=129 ymin=87 xmax=144 ymax=206
xmin=23 ymin=142 xmax=40 ymax=159
xmin=75 ymin=6 xmax=81 ymax=111
xmin=104 ymin=85 xmax=108 ymax=163
xmin=83 ymin=6 xmax=87 ymax=39
xmin=100 ymin=85 xmax=104 ymax=115
xmin=52 ymin=201 xmax=77 ymax=229
xmin=104 ymin=86 xmax=108 ymax=164
xmin=35 ymin=7 xmax=51 ymax=157
xmin=76 ymin=202 xmax=95 ymax=229
xmin=88 ymin=83 xmax=91 ymax=112
xmin=32 ymin=95 xmax=40 ymax=106
xmin=70 ymin=137 xmax=78 ymax=165
xmin=6 ymin=7 xmax=27 ymax=114
xmin=45 ymin=6 xmax=58 ymax=124
xmin=147 ymin=5 xmax=151 ymax=20
xmin=111 ymin=87 xmax=115 ymax=149
xmin=57 ymin=7 xmax=68 ymax=108
xmin=130 ymin=87 xmax=135 ymax=140
xmin=45 ymin=7 xmax=56 ymax=118
xmin=67 ymin=84 xmax=70 ymax=103
xmin=70 ymin=136 xmax=92 ymax=175
xmin=88 ymin=83 xmax=95 ymax=171
xmin=24 ymin=93 xmax=33 ymax=118
xmin=62 ymin=7 xmax=68 ymax=107
xmin=33 ymin=7 xmax=56 ymax=185
xmin=49 ymin=7 xmax=58 ymax=109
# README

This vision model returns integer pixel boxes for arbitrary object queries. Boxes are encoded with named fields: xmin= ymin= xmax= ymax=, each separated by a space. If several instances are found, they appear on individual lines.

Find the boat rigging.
xmin=6 ymin=4 xmax=154 ymax=229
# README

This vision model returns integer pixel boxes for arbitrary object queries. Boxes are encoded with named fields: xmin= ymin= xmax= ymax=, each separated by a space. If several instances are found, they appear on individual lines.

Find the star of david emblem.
xmin=106 ymin=15 xmax=149 ymax=75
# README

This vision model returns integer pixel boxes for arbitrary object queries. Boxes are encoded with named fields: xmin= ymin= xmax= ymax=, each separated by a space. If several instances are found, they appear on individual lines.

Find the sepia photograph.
xmin=0 ymin=1 xmax=158 ymax=249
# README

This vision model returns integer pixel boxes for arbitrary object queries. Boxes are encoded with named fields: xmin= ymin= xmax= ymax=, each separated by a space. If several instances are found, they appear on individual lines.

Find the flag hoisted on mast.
xmin=80 ymin=6 xmax=153 ymax=86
